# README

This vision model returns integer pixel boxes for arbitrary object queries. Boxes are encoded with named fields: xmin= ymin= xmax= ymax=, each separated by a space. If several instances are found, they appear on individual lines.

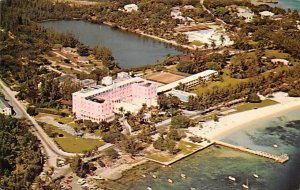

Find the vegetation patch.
xmin=145 ymin=141 xmax=201 ymax=164
xmin=41 ymin=123 xmax=105 ymax=153
xmin=235 ymin=99 xmax=278 ymax=112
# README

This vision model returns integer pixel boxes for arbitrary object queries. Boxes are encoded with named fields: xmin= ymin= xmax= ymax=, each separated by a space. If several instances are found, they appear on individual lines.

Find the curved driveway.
xmin=0 ymin=79 xmax=75 ymax=168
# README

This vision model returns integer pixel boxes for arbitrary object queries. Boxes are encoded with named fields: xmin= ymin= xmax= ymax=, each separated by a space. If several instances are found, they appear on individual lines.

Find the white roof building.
xmin=157 ymin=70 xmax=218 ymax=93
xmin=171 ymin=10 xmax=182 ymax=17
xmin=81 ymin=79 xmax=97 ymax=88
xmin=124 ymin=4 xmax=138 ymax=12
xmin=0 ymin=97 xmax=12 ymax=116
xmin=271 ymin=58 xmax=290 ymax=65
xmin=259 ymin=11 xmax=275 ymax=17
xmin=183 ymin=5 xmax=195 ymax=10
xmin=237 ymin=12 xmax=254 ymax=22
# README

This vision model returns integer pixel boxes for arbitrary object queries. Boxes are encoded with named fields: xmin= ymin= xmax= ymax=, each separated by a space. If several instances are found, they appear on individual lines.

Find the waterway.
xmin=278 ymin=0 xmax=300 ymax=11
xmin=107 ymin=108 xmax=300 ymax=190
xmin=42 ymin=20 xmax=181 ymax=69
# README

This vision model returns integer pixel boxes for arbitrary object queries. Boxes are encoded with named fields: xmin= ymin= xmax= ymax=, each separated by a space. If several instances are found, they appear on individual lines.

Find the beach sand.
xmin=188 ymin=93 xmax=300 ymax=140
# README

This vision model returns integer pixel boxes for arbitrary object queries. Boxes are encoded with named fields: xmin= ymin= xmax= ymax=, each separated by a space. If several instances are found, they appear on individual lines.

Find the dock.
xmin=214 ymin=140 xmax=289 ymax=164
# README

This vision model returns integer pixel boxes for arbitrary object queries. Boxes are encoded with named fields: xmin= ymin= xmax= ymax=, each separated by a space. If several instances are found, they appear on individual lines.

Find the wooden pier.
xmin=214 ymin=141 xmax=289 ymax=164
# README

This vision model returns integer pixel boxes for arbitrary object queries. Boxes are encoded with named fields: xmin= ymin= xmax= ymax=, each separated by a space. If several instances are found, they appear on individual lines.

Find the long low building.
xmin=72 ymin=72 xmax=157 ymax=122
xmin=0 ymin=97 xmax=12 ymax=116
xmin=157 ymin=70 xmax=218 ymax=93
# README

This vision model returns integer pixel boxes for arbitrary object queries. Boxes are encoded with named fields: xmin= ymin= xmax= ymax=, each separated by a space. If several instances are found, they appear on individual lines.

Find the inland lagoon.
xmin=42 ymin=20 xmax=181 ymax=69
xmin=102 ymin=108 xmax=300 ymax=190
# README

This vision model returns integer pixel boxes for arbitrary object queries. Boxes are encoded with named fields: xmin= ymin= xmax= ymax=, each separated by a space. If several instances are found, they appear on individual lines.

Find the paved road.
xmin=0 ymin=79 xmax=76 ymax=168
xmin=200 ymin=0 xmax=227 ymax=25
xmin=38 ymin=115 xmax=101 ymax=139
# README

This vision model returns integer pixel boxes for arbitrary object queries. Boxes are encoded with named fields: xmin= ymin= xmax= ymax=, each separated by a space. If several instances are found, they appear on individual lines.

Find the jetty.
xmin=214 ymin=141 xmax=289 ymax=164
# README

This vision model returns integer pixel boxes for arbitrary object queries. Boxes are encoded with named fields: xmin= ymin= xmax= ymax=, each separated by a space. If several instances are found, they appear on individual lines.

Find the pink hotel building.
xmin=72 ymin=72 xmax=157 ymax=122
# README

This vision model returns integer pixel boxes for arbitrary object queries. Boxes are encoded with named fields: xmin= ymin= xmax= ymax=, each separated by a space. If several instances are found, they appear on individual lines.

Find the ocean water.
xmin=278 ymin=0 xmax=300 ymax=11
xmin=110 ymin=108 xmax=300 ymax=190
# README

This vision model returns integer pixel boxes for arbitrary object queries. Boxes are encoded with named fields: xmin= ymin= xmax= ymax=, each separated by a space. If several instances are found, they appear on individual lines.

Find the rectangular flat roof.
xmin=74 ymin=77 xmax=144 ymax=98
xmin=157 ymin=70 xmax=217 ymax=93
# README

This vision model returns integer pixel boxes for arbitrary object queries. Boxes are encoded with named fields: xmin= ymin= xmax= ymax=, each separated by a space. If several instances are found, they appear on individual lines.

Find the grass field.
xmin=193 ymin=68 xmax=248 ymax=95
xmin=235 ymin=99 xmax=278 ymax=112
xmin=264 ymin=50 xmax=290 ymax=59
xmin=42 ymin=123 xmax=105 ymax=153
xmin=146 ymin=72 xmax=185 ymax=84
xmin=53 ymin=115 xmax=74 ymax=124
xmin=145 ymin=141 xmax=201 ymax=163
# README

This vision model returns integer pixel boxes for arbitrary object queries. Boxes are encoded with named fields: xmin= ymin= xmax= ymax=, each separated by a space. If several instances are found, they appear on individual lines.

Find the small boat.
xmin=228 ymin=176 xmax=236 ymax=181
xmin=253 ymin=174 xmax=259 ymax=178
xmin=181 ymin=174 xmax=186 ymax=179
xmin=147 ymin=187 xmax=152 ymax=190
xmin=152 ymin=174 xmax=157 ymax=179
xmin=168 ymin=179 xmax=173 ymax=183
xmin=273 ymin=144 xmax=278 ymax=148
xmin=242 ymin=179 xmax=249 ymax=189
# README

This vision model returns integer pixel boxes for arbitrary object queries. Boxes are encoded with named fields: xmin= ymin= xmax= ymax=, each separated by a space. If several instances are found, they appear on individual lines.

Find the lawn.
xmin=41 ymin=123 xmax=105 ymax=153
xmin=264 ymin=50 xmax=290 ymax=59
xmin=235 ymin=99 xmax=278 ymax=112
xmin=190 ymin=40 xmax=203 ymax=46
xmin=145 ymin=141 xmax=201 ymax=164
xmin=193 ymin=68 xmax=248 ymax=95
xmin=53 ymin=115 xmax=74 ymax=124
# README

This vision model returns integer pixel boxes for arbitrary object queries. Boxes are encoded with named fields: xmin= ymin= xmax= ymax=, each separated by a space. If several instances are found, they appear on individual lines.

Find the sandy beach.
xmin=188 ymin=93 xmax=300 ymax=140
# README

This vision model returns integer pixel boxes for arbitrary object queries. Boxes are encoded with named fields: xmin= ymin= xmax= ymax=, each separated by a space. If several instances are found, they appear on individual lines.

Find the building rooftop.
xmin=157 ymin=70 xmax=217 ymax=93
xmin=0 ymin=97 xmax=10 ymax=109
xmin=259 ymin=11 xmax=274 ymax=17
xmin=74 ymin=76 xmax=144 ymax=98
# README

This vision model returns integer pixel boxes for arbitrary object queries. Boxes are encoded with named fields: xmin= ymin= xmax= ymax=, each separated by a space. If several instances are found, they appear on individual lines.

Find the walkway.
xmin=214 ymin=140 xmax=289 ymax=163
xmin=0 ymin=79 xmax=76 ymax=169
xmin=37 ymin=115 xmax=101 ymax=139
xmin=200 ymin=0 xmax=227 ymax=25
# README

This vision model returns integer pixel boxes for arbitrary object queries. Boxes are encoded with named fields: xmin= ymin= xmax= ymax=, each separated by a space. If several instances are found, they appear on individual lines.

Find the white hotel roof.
xmin=157 ymin=70 xmax=217 ymax=93
xmin=74 ymin=77 xmax=144 ymax=98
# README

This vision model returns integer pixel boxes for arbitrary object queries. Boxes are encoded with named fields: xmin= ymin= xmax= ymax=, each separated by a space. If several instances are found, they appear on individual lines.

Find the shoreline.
xmin=40 ymin=18 xmax=197 ymax=51
xmin=189 ymin=96 xmax=300 ymax=140
xmin=102 ymin=21 xmax=197 ymax=51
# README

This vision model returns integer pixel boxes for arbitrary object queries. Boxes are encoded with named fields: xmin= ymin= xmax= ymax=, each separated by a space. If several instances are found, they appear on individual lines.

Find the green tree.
xmin=171 ymin=115 xmax=192 ymax=128
xmin=167 ymin=127 xmax=181 ymax=141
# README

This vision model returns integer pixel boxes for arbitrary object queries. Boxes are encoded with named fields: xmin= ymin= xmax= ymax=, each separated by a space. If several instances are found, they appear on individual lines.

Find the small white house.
xmin=80 ymin=79 xmax=97 ymax=88
xmin=183 ymin=5 xmax=195 ymax=10
xmin=259 ymin=11 xmax=275 ymax=17
xmin=237 ymin=12 xmax=254 ymax=22
xmin=77 ymin=56 xmax=89 ymax=64
xmin=124 ymin=4 xmax=138 ymax=12
xmin=0 ymin=97 xmax=12 ymax=116
xmin=171 ymin=9 xmax=182 ymax=17
xmin=271 ymin=58 xmax=290 ymax=66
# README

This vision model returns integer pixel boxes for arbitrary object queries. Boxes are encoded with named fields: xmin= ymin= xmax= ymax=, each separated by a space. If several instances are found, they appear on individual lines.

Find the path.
xmin=37 ymin=115 xmax=101 ymax=139
xmin=200 ymin=0 xmax=227 ymax=25
xmin=0 ymin=79 xmax=76 ymax=169
xmin=215 ymin=140 xmax=289 ymax=163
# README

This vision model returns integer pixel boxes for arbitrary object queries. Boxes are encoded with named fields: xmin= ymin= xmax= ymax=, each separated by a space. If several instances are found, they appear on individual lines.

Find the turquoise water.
xmin=278 ymin=0 xmax=300 ymax=11
xmin=115 ymin=108 xmax=300 ymax=190
xmin=42 ymin=20 xmax=181 ymax=69
xmin=171 ymin=92 xmax=190 ymax=102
